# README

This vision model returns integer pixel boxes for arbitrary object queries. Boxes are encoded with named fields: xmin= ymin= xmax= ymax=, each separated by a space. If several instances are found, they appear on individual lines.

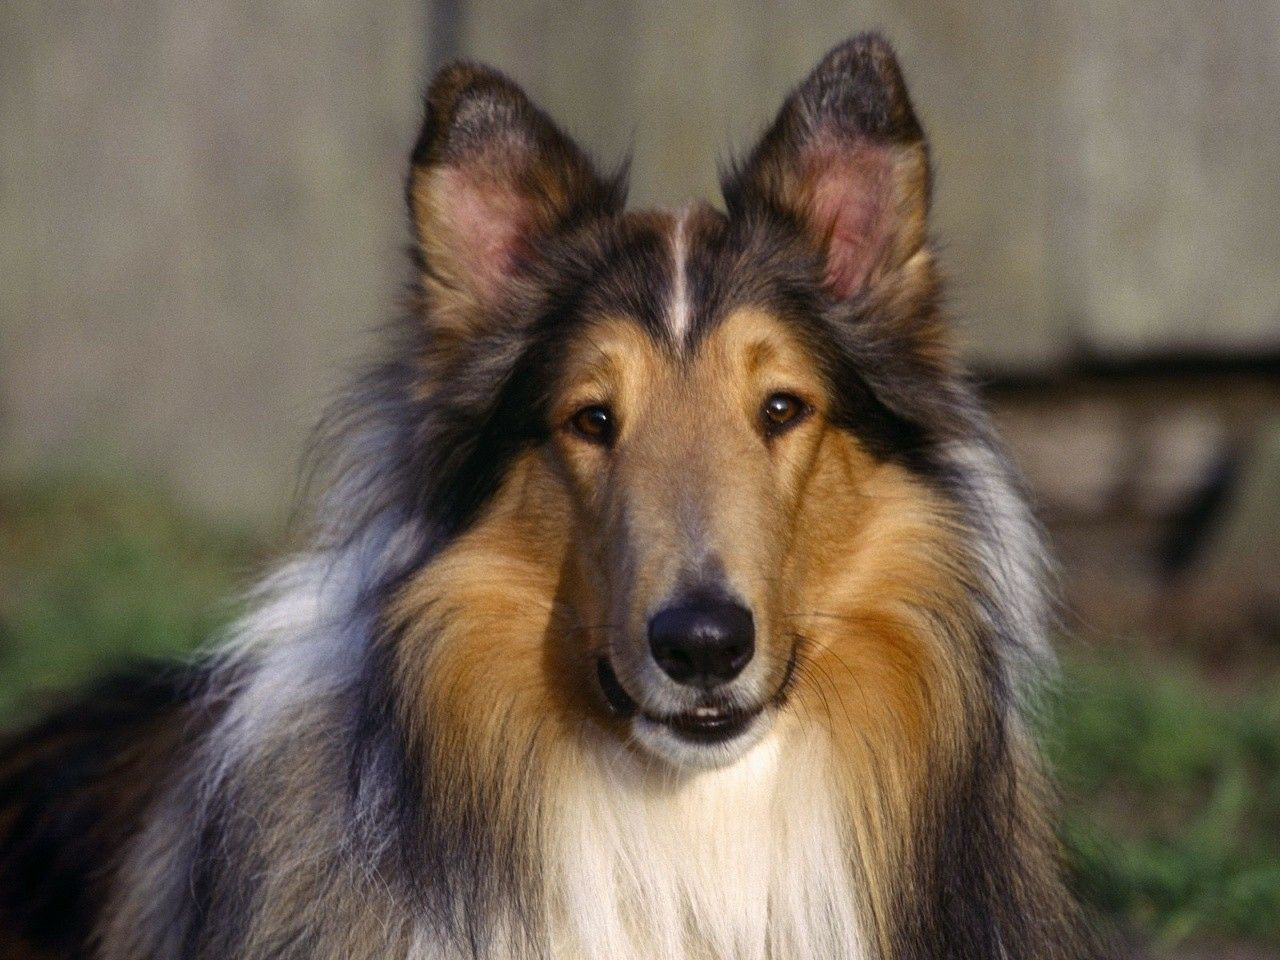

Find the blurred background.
xmin=2 ymin=1 xmax=1278 ymax=956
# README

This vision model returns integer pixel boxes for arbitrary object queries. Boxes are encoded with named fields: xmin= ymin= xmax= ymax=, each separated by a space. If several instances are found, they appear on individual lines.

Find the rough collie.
xmin=0 ymin=34 xmax=1106 ymax=960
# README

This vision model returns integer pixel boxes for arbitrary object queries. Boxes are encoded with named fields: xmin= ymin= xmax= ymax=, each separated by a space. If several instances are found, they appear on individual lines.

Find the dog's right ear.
xmin=408 ymin=64 xmax=623 ymax=342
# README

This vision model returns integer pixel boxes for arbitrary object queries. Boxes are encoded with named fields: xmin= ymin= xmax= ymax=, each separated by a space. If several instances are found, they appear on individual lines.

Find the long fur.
xmin=0 ymin=34 xmax=1107 ymax=960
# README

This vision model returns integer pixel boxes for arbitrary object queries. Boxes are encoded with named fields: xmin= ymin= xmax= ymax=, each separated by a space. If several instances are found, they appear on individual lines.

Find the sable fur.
xmin=0 ymin=34 xmax=1107 ymax=960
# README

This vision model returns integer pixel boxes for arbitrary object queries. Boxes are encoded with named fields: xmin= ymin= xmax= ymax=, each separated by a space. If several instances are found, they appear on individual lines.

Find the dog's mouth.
xmin=596 ymin=650 xmax=797 ymax=747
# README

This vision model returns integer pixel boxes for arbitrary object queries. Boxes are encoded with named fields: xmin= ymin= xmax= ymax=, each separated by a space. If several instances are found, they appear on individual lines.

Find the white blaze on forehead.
xmin=666 ymin=208 xmax=693 ymax=343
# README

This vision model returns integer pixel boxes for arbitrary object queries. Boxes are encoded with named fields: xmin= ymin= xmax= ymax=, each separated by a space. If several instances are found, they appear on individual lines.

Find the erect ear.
xmin=723 ymin=35 xmax=931 ymax=302
xmin=408 ymin=63 xmax=623 ymax=339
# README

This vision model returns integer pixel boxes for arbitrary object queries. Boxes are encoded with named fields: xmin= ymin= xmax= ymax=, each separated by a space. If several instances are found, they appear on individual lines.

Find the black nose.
xmin=648 ymin=598 xmax=755 ymax=688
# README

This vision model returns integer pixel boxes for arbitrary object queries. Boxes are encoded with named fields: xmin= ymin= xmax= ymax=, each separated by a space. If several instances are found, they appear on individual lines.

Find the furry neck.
xmin=535 ymin=727 xmax=868 ymax=960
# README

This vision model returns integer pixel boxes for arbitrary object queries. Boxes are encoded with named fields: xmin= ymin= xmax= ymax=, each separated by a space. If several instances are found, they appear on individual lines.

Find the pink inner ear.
xmin=804 ymin=144 xmax=893 ymax=300
xmin=439 ymin=166 xmax=531 ymax=296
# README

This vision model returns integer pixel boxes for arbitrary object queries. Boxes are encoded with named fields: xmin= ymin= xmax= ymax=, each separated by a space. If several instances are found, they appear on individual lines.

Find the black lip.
xmin=663 ymin=708 xmax=756 ymax=744
xmin=596 ymin=652 xmax=799 ymax=746
xmin=597 ymin=656 xmax=639 ymax=717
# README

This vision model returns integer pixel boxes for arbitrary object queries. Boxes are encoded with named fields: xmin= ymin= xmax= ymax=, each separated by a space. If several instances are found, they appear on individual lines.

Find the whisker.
xmin=808 ymin=655 xmax=861 ymax=736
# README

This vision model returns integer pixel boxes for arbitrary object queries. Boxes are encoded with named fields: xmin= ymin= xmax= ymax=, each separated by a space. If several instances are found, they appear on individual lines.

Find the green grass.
xmin=1046 ymin=652 xmax=1280 ymax=949
xmin=0 ymin=472 xmax=260 ymax=720
xmin=1 ymin=473 xmax=1278 ymax=952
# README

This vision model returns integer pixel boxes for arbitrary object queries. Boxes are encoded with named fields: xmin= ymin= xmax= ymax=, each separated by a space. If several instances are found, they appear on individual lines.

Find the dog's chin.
xmin=629 ymin=708 xmax=774 ymax=769
xmin=596 ymin=656 xmax=788 ymax=770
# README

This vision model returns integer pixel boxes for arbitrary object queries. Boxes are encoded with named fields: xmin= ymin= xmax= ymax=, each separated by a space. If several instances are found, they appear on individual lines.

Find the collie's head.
xmin=284 ymin=32 xmax=1053 ymax=842
xmin=349 ymin=34 xmax=1043 ymax=784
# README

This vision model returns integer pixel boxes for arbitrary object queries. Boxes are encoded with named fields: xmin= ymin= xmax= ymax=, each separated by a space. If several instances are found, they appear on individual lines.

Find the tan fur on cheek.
xmin=384 ymin=453 xmax=604 ymax=802
xmin=791 ymin=431 xmax=977 ymax=727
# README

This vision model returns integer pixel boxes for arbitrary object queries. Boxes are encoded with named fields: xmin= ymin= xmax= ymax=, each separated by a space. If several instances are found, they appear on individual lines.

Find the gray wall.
xmin=1 ymin=2 xmax=426 ymax=519
xmin=1049 ymin=0 xmax=1280 ymax=356
xmin=2 ymin=0 xmax=1278 ymax=519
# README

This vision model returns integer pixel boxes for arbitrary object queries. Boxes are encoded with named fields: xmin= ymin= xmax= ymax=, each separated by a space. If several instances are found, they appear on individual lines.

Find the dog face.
xmin=549 ymin=297 xmax=827 ymax=765
xmin=394 ymin=38 xmax=967 ymax=770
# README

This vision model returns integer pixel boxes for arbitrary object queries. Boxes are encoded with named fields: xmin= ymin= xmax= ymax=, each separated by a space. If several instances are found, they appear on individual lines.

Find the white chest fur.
xmin=543 ymin=732 xmax=867 ymax=960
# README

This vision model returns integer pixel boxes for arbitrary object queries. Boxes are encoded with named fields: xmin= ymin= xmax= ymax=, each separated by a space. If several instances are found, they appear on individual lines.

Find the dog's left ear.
xmin=723 ymin=34 xmax=931 ymax=302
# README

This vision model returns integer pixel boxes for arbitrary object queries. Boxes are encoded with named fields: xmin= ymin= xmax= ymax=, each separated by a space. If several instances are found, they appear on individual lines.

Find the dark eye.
xmin=570 ymin=404 xmax=615 ymax=445
xmin=761 ymin=393 xmax=810 ymax=434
